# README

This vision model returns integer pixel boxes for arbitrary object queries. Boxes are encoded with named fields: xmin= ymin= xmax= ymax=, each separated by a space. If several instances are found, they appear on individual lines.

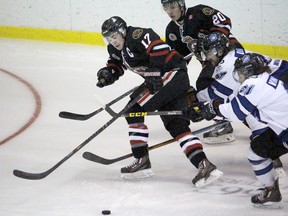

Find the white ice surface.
xmin=0 ymin=38 xmax=287 ymax=216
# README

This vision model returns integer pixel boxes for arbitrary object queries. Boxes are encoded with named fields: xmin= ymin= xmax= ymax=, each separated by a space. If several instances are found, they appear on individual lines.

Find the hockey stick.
xmin=122 ymin=110 xmax=182 ymax=117
xmin=94 ymin=98 xmax=183 ymax=118
xmin=58 ymin=86 xmax=138 ymax=121
xmin=58 ymin=53 xmax=194 ymax=121
xmin=13 ymin=90 xmax=148 ymax=180
xmin=82 ymin=121 xmax=229 ymax=165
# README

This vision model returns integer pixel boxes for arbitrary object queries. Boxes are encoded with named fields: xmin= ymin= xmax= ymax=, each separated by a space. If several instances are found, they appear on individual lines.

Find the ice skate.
xmin=203 ymin=120 xmax=235 ymax=144
xmin=192 ymin=159 xmax=223 ymax=187
xmin=121 ymin=155 xmax=154 ymax=179
xmin=251 ymin=178 xmax=282 ymax=208
xmin=273 ymin=158 xmax=286 ymax=178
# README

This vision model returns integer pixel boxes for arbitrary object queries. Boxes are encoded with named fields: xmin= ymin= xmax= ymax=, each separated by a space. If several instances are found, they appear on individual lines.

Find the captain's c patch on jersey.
xmin=132 ymin=29 xmax=143 ymax=39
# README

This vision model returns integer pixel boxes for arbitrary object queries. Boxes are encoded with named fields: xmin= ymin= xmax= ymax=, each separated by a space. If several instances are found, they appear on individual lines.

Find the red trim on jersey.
xmin=146 ymin=39 xmax=165 ymax=54
xmin=210 ymin=28 xmax=229 ymax=36
xmin=150 ymin=50 xmax=170 ymax=57
xmin=228 ymin=38 xmax=240 ymax=45
xmin=165 ymin=51 xmax=178 ymax=63
xmin=162 ymin=71 xmax=173 ymax=82
xmin=137 ymin=91 xmax=151 ymax=105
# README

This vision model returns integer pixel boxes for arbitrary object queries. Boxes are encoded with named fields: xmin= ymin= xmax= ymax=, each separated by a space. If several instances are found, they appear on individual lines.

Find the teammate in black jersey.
xmin=96 ymin=16 xmax=223 ymax=187
xmin=161 ymin=0 xmax=245 ymax=144
xmin=162 ymin=0 xmax=243 ymax=61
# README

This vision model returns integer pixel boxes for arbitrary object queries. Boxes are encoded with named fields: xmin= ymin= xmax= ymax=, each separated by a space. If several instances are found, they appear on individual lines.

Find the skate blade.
xmin=193 ymin=169 xmax=223 ymax=188
xmin=121 ymin=169 xmax=154 ymax=180
xmin=204 ymin=134 xmax=235 ymax=144
xmin=253 ymin=202 xmax=283 ymax=209
xmin=274 ymin=167 xmax=287 ymax=178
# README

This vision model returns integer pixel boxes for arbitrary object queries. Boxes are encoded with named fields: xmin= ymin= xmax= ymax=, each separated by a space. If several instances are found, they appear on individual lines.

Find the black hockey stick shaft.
xmin=83 ymin=139 xmax=174 ymax=165
xmin=123 ymin=110 xmax=182 ymax=117
xmin=103 ymin=107 xmax=183 ymax=118
xmin=82 ymin=121 xmax=229 ymax=165
xmin=13 ymin=90 xmax=148 ymax=180
xmin=59 ymin=53 xmax=193 ymax=121
xmin=94 ymin=93 xmax=184 ymax=118
xmin=58 ymin=86 xmax=138 ymax=120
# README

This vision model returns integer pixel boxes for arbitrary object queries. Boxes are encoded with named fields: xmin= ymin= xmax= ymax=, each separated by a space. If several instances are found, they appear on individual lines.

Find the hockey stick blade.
xmin=59 ymin=86 xmax=137 ymax=120
xmin=13 ymin=169 xmax=50 ymax=180
xmin=82 ymin=121 xmax=229 ymax=165
xmin=59 ymin=109 xmax=102 ymax=121
xmin=83 ymin=151 xmax=134 ymax=165
xmin=13 ymin=90 xmax=147 ymax=180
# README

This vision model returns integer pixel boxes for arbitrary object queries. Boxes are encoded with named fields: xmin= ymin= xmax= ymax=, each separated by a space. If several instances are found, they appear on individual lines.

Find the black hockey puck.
xmin=102 ymin=210 xmax=111 ymax=215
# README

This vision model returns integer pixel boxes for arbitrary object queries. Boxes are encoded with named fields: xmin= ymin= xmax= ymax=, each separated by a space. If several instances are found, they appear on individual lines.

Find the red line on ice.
xmin=0 ymin=68 xmax=42 ymax=145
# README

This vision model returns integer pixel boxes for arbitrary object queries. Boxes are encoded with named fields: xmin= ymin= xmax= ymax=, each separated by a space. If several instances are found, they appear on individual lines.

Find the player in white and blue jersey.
xmin=188 ymin=52 xmax=288 ymax=206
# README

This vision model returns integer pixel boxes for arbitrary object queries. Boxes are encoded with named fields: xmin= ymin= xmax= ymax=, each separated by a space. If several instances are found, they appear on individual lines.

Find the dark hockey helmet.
xmin=101 ymin=16 xmax=127 ymax=38
xmin=200 ymin=32 xmax=229 ymax=59
xmin=161 ymin=0 xmax=185 ymax=7
xmin=234 ymin=53 xmax=269 ymax=81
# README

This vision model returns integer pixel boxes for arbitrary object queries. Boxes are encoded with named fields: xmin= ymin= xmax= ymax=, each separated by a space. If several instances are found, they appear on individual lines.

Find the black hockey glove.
xmin=144 ymin=70 xmax=163 ymax=95
xmin=96 ymin=67 xmax=119 ymax=88
xmin=186 ymin=86 xmax=198 ymax=105
xmin=182 ymin=86 xmax=204 ymax=122
xmin=182 ymin=36 xmax=202 ymax=61
xmin=182 ymin=105 xmax=204 ymax=123
xmin=192 ymin=99 xmax=223 ymax=121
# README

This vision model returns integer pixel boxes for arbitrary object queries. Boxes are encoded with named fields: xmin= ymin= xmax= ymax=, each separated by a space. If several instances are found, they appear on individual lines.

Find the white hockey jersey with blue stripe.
xmin=196 ymin=49 xmax=268 ymax=134
xmin=219 ymin=69 xmax=288 ymax=142
xmin=196 ymin=49 xmax=243 ymax=103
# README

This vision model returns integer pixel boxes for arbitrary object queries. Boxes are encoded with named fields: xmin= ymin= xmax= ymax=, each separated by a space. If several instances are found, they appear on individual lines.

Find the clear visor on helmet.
xmin=200 ymin=47 xmax=218 ymax=61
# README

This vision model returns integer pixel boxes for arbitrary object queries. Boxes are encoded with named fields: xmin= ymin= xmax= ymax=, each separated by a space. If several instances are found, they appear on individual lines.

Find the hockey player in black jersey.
xmin=161 ymin=0 xmax=244 ymax=60
xmin=161 ymin=0 xmax=244 ymax=144
xmin=96 ymin=16 xmax=223 ymax=187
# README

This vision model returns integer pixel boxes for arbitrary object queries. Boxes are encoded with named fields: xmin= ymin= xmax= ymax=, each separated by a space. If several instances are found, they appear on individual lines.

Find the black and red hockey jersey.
xmin=165 ymin=4 xmax=243 ymax=56
xmin=105 ymin=26 xmax=185 ymax=78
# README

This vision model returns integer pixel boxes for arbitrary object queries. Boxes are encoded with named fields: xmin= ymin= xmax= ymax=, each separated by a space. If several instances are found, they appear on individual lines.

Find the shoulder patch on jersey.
xmin=112 ymin=54 xmax=121 ymax=60
xmin=202 ymin=7 xmax=214 ymax=15
xmin=267 ymin=75 xmax=279 ymax=89
xmin=132 ymin=29 xmax=143 ymax=39
xmin=273 ymin=60 xmax=281 ymax=66
xmin=168 ymin=33 xmax=177 ymax=41
xmin=239 ymin=84 xmax=255 ymax=95
xmin=215 ymin=71 xmax=227 ymax=80
xmin=188 ymin=14 xmax=193 ymax=20
xmin=235 ymin=48 xmax=245 ymax=57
